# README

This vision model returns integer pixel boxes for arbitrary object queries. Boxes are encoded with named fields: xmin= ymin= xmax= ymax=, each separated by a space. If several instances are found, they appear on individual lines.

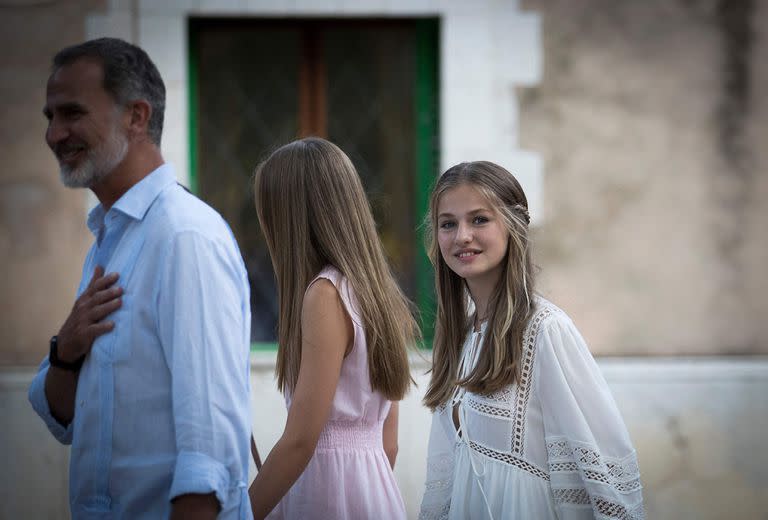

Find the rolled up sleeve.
xmin=28 ymin=359 xmax=75 ymax=445
xmin=157 ymin=229 xmax=251 ymax=507
xmin=170 ymin=450 xmax=231 ymax=505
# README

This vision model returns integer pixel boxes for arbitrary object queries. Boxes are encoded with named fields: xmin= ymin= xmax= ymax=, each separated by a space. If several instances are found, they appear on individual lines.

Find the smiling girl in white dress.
xmin=419 ymin=161 xmax=644 ymax=520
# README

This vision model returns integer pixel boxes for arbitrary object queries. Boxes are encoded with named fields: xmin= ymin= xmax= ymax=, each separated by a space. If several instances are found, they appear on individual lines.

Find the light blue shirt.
xmin=29 ymin=164 xmax=253 ymax=519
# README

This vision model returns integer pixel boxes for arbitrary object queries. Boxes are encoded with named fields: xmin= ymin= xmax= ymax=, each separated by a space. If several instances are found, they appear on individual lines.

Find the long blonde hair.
xmin=423 ymin=161 xmax=535 ymax=410
xmin=254 ymin=137 xmax=418 ymax=400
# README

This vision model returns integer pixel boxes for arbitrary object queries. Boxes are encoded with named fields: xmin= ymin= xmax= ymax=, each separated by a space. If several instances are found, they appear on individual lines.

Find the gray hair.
xmin=53 ymin=37 xmax=166 ymax=146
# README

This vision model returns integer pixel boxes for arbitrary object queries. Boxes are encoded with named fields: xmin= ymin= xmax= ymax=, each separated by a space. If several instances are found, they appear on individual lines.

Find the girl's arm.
xmin=537 ymin=312 xmax=644 ymax=520
xmin=382 ymin=401 xmax=399 ymax=468
xmin=418 ymin=409 xmax=456 ymax=518
xmin=248 ymin=279 xmax=352 ymax=519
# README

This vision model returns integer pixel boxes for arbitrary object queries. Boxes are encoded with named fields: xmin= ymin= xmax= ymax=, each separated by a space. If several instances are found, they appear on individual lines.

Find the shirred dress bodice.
xmin=268 ymin=266 xmax=406 ymax=520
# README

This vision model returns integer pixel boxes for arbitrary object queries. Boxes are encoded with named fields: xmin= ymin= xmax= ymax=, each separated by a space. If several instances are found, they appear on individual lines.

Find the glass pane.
xmin=324 ymin=24 xmax=418 ymax=297
xmin=195 ymin=22 xmax=300 ymax=342
xmin=193 ymin=20 xmax=431 ymax=343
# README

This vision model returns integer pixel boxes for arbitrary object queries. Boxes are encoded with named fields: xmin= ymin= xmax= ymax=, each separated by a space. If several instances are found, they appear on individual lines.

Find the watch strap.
xmin=49 ymin=336 xmax=85 ymax=372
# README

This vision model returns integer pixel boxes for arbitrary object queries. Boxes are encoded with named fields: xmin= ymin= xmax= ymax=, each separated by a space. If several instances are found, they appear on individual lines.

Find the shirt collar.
xmin=86 ymin=164 xmax=177 ymax=235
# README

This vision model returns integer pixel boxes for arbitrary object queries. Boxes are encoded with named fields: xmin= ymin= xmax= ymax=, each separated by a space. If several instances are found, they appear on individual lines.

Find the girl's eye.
xmin=439 ymin=221 xmax=455 ymax=230
xmin=473 ymin=216 xmax=489 ymax=225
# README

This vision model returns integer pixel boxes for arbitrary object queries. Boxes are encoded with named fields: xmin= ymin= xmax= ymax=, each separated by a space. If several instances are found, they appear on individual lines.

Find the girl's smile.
xmin=455 ymin=248 xmax=481 ymax=262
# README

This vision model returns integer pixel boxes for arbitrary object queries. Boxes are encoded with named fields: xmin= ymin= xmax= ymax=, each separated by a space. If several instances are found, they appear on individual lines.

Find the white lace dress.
xmin=419 ymin=298 xmax=644 ymax=520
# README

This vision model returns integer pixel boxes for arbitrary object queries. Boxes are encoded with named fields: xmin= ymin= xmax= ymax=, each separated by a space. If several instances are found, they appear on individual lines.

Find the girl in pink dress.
xmin=248 ymin=137 xmax=418 ymax=520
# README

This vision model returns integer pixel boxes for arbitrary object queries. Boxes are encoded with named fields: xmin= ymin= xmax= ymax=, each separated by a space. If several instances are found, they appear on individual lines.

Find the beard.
xmin=58 ymin=124 xmax=129 ymax=189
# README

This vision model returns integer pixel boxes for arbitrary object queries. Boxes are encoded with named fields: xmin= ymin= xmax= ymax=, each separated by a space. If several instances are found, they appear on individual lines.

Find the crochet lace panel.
xmin=548 ymin=437 xmax=644 ymax=519
xmin=511 ymin=304 xmax=554 ymax=454
xmin=594 ymin=498 xmax=645 ymax=520
xmin=465 ymin=393 xmax=514 ymax=419
xmin=418 ymin=501 xmax=450 ymax=520
xmin=420 ymin=452 xmax=454 ymax=519
xmin=469 ymin=440 xmax=550 ymax=481
xmin=459 ymin=304 xmax=556 ymax=474
xmin=419 ymin=303 xmax=554 ymax=519
xmin=423 ymin=453 xmax=454 ymax=492
xmin=546 ymin=437 xmax=642 ymax=494
xmin=552 ymin=489 xmax=645 ymax=520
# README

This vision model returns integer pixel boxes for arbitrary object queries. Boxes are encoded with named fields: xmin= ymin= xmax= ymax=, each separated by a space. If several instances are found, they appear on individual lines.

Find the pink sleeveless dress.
xmin=266 ymin=265 xmax=407 ymax=520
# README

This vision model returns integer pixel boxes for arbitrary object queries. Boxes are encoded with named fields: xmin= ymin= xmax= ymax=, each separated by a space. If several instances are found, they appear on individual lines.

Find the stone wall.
xmin=521 ymin=0 xmax=768 ymax=355
xmin=0 ymin=1 xmax=106 ymax=366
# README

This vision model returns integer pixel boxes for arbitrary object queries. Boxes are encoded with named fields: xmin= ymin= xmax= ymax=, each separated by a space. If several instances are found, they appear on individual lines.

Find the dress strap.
xmin=307 ymin=265 xmax=360 ymax=323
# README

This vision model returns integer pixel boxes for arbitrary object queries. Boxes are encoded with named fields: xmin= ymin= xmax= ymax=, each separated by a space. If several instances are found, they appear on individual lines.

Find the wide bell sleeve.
xmin=418 ymin=406 xmax=457 ymax=520
xmin=536 ymin=312 xmax=644 ymax=520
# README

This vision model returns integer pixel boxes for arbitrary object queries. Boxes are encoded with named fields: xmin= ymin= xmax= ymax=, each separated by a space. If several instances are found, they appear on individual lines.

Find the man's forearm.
xmin=39 ymin=267 xmax=122 ymax=426
xmin=170 ymin=493 xmax=220 ymax=520
xmin=44 ymin=366 xmax=79 ymax=426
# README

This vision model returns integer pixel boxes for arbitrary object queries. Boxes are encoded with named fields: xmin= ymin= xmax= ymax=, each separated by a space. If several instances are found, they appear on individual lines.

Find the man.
xmin=28 ymin=38 xmax=252 ymax=519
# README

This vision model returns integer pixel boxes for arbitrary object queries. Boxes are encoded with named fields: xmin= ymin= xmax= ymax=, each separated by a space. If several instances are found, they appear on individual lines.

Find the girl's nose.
xmin=455 ymin=222 xmax=472 ymax=244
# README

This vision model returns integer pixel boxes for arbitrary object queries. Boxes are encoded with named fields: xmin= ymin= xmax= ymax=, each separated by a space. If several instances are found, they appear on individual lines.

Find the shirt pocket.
xmin=91 ymin=233 xmax=146 ymax=364
xmin=90 ymin=292 xmax=136 ymax=365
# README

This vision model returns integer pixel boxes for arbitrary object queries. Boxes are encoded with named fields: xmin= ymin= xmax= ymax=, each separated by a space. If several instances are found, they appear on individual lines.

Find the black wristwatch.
xmin=49 ymin=335 xmax=85 ymax=372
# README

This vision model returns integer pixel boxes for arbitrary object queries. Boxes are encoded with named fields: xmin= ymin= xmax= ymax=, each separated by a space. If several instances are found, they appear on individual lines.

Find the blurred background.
xmin=1 ymin=0 xmax=766 ymax=518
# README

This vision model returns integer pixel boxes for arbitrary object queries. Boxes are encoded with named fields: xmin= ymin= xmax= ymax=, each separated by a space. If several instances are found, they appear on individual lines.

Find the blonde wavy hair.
xmin=254 ymin=137 xmax=418 ymax=400
xmin=423 ymin=161 xmax=535 ymax=410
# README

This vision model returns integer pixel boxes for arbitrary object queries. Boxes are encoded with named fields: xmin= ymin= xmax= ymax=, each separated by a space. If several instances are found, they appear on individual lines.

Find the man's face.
xmin=43 ymin=59 xmax=129 ymax=188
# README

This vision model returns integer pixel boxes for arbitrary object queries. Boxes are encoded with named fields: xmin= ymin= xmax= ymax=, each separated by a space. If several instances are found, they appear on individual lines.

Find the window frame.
xmin=187 ymin=17 xmax=439 ymax=350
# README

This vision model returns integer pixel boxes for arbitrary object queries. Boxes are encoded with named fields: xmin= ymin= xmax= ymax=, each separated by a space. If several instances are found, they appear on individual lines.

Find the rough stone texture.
xmin=0 ymin=1 xmax=105 ymax=365
xmin=521 ymin=0 xmax=768 ymax=354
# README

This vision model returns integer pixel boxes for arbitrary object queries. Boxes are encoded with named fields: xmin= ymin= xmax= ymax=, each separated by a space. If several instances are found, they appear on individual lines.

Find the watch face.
xmin=49 ymin=336 xmax=58 ymax=358
xmin=49 ymin=336 xmax=83 ymax=371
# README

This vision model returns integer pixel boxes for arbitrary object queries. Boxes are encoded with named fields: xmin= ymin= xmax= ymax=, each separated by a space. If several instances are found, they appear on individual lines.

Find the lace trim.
xmin=553 ymin=487 xmax=591 ymax=505
xmin=418 ymin=501 xmax=450 ymax=520
xmin=595 ymin=496 xmax=645 ymax=520
xmin=511 ymin=303 xmax=556 ymax=454
xmin=554 ymin=489 xmax=645 ymax=520
xmin=420 ymin=451 xmax=453 ymax=520
xmin=551 ymin=460 xmax=641 ymax=493
xmin=465 ymin=394 xmax=514 ymax=418
xmin=422 ymin=453 xmax=453 ymax=492
xmin=547 ymin=437 xmax=642 ymax=494
xmin=424 ymin=478 xmax=452 ymax=492
xmin=485 ymin=385 xmax=515 ymax=401
xmin=468 ymin=440 xmax=550 ymax=481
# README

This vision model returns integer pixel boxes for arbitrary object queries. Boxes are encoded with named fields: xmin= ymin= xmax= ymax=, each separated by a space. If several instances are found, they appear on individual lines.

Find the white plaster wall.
xmin=4 ymin=358 xmax=768 ymax=519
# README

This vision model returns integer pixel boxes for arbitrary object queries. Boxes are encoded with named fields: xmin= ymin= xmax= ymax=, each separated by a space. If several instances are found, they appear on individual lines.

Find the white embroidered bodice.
xmin=419 ymin=298 xmax=644 ymax=520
